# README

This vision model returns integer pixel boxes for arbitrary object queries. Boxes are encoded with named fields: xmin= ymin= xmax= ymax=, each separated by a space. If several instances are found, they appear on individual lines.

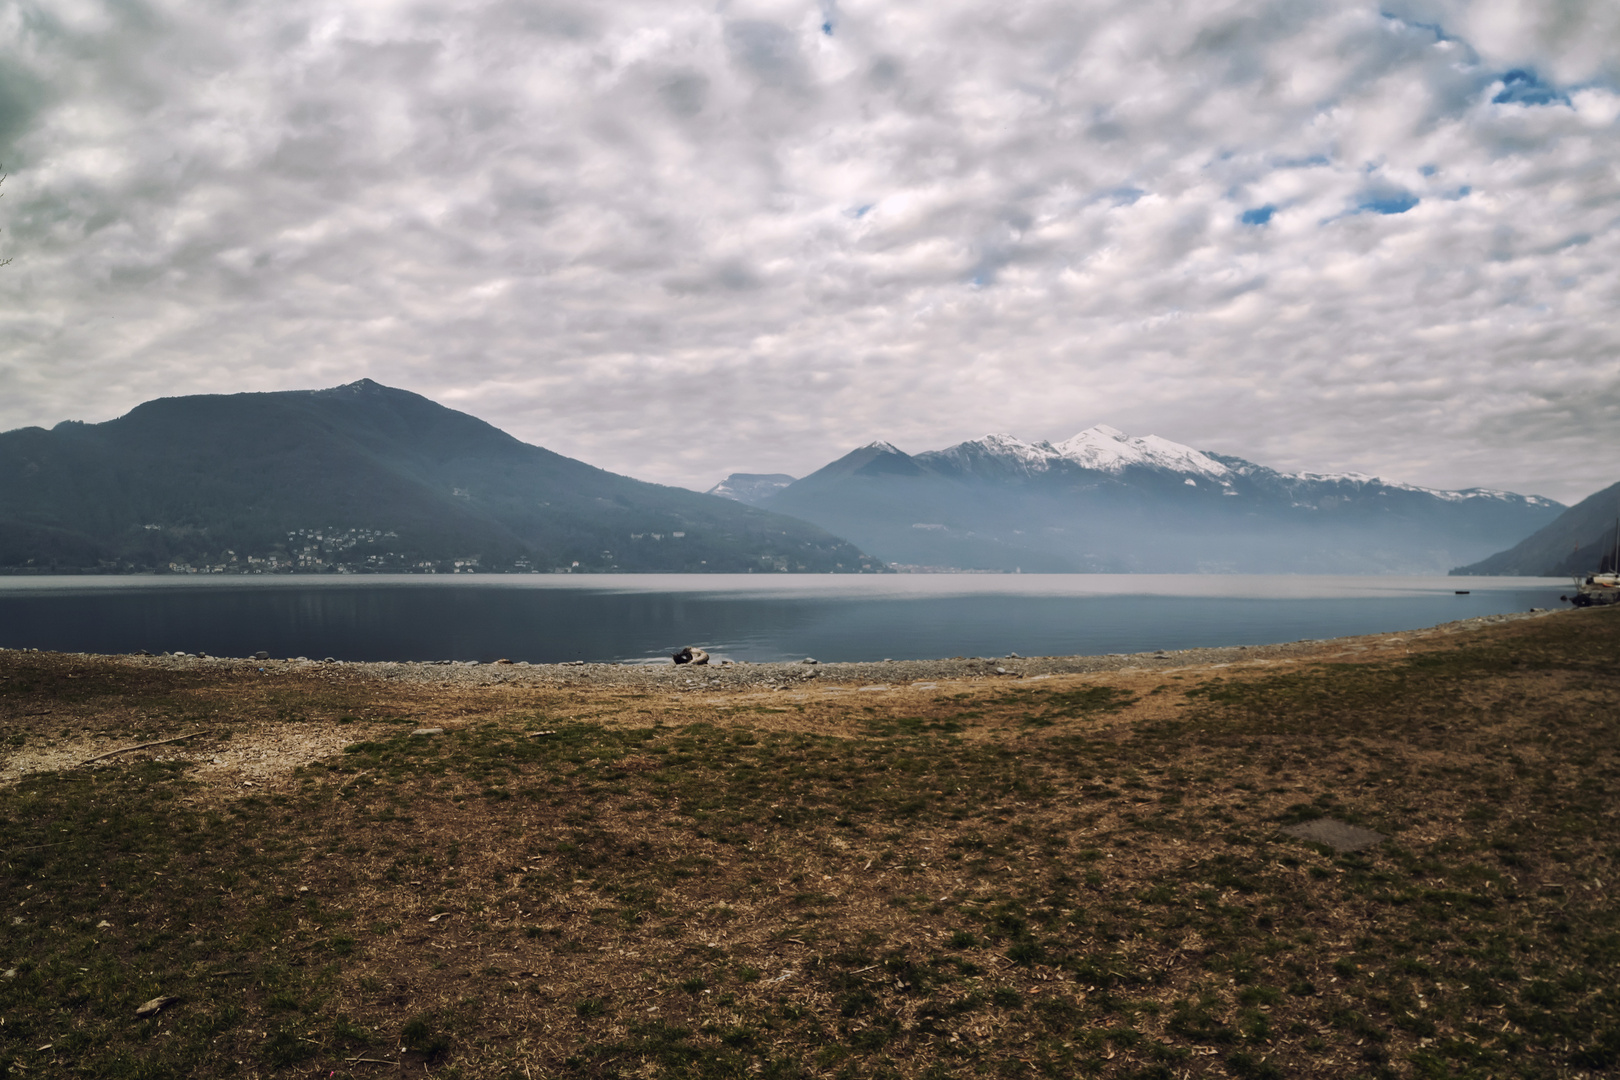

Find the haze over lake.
xmin=0 ymin=575 xmax=1566 ymax=665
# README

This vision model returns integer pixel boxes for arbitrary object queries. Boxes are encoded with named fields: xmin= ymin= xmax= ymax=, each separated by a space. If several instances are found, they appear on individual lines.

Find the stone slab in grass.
xmin=1280 ymin=818 xmax=1386 ymax=852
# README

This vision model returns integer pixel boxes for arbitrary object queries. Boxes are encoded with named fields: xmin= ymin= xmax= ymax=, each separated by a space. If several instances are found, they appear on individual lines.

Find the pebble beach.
xmin=39 ymin=606 xmax=1557 ymax=691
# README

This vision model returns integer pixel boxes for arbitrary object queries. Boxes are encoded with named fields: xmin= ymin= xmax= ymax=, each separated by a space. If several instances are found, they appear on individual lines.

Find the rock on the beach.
xmin=1280 ymin=818 xmax=1385 ymax=852
xmin=135 ymin=995 xmax=180 ymax=1018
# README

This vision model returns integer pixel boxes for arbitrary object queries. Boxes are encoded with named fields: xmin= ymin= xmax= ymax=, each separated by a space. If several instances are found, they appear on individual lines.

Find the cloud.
xmin=0 ymin=0 xmax=1616 ymax=504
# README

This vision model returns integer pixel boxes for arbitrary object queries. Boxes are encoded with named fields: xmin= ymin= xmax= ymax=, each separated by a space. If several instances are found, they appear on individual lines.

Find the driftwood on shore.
xmin=76 ymin=731 xmax=209 ymax=768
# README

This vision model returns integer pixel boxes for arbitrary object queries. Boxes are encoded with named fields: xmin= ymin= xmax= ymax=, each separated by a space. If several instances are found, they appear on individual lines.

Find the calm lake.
xmin=0 ymin=574 xmax=1569 ymax=664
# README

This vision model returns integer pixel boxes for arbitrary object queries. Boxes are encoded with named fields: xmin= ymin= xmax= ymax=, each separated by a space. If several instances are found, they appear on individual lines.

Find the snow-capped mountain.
xmin=736 ymin=427 xmax=1564 ymax=574
xmin=916 ymin=426 xmax=1559 ymax=505
xmin=910 ymin=427 xmax=1233 ymax=480
xmin=1056 ymin=426 xmax=1234 ymax=479
xmin=1210 ymin=454 xmax=1563 ymax=508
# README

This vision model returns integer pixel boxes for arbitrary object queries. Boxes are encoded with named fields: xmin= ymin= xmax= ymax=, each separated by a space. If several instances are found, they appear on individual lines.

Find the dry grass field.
xmin=2 ymin=607 xmax=1617 ymax=1079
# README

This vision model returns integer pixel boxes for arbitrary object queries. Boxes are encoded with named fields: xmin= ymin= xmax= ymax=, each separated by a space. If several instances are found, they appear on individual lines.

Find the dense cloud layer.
xmin=0 ymin=0 xmax=1616 ymax=501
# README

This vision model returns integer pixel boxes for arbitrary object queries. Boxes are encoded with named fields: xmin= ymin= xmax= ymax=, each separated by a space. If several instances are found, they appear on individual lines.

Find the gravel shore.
xmin=11 ymin=606 xmax=1560 ymax=691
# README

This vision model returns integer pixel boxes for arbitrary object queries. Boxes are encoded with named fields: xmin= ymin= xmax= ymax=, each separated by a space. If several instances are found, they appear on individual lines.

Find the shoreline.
xmin=0 ymin=604 xmax=1576 ymax=791
xmin=4 ymin=604 xmax=1565 ymax=692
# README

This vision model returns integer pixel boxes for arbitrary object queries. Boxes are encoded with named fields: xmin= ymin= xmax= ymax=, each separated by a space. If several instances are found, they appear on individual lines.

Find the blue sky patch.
xmin=1358 ymin=192 xmax=1419 ymax=215
xmin=820 ymin=0 xmax=838 ymax=37
xmin=1240 ymin=205 xmax=1275 ymax=226
xmin=1493 ymin=70 xmax=1570 ymax=107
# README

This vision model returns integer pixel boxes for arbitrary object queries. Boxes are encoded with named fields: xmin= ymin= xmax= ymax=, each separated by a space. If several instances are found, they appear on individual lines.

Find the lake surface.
xmin=0 ymin=574 xmax=1570 ymax=664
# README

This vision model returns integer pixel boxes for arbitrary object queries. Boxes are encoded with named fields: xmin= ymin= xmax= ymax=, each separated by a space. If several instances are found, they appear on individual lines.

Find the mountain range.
xmin=709 ymin=426 xmax=1565 ymax=574
xmin=2 ymin=382 xmax=1580 ymax=577
xmin=0 ymin=381 xmax=882 ymax=574
xmin=1452 ymin=481 xmax=1620 ymax=576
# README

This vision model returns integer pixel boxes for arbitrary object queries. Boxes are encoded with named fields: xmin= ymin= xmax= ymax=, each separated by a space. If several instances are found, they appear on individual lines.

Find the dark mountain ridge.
xmin=1452 ymin=481 xmax=1620 ymax=576
xmin=0 ymin=380 xmax=882 ymax=574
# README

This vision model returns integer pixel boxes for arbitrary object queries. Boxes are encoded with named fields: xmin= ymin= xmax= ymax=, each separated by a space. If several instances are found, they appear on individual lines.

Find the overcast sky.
xmin=1 ymin=0 xmax=1617 ymax=502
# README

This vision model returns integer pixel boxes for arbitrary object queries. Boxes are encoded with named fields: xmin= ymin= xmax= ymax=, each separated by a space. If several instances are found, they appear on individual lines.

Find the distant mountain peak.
xmin=978 ymin=432 xmax=1057 ymax=457
xmin=1280 ymin=469 xmax=1379 ymax=484
xmin=706 ymin=473 xmax=796 ymax=506
xmin=317 ymin=377 xmax=400 ymax=397
xmin=919 ymin=425 xmax=1236 ymax=480
xmin=0 ymin=383 xmax=885 ymax=574
xmin=929 ymin=433 xmax=1059 ymax=474
xmin=761 ymin=426 xmax=1565 ymax=574
xmin=1053 ymin=426 xmax=1231 ymax=478
xmin=843 ymin=425 xmax=1550 ymax=501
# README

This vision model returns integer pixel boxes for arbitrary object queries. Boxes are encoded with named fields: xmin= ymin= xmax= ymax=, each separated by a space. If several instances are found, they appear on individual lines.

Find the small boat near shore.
xmin=1567 ymin=572 xmax=1620 ymax=607
xmin=1564 ymin=513 xmax=1620 ymax=607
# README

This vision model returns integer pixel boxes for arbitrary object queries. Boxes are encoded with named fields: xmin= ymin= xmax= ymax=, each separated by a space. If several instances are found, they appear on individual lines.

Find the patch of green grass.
xmin=988 ymin=683 xmax=1140 ymax=726
xmin=401 ymin=1013 xmax=451 ymax=1059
